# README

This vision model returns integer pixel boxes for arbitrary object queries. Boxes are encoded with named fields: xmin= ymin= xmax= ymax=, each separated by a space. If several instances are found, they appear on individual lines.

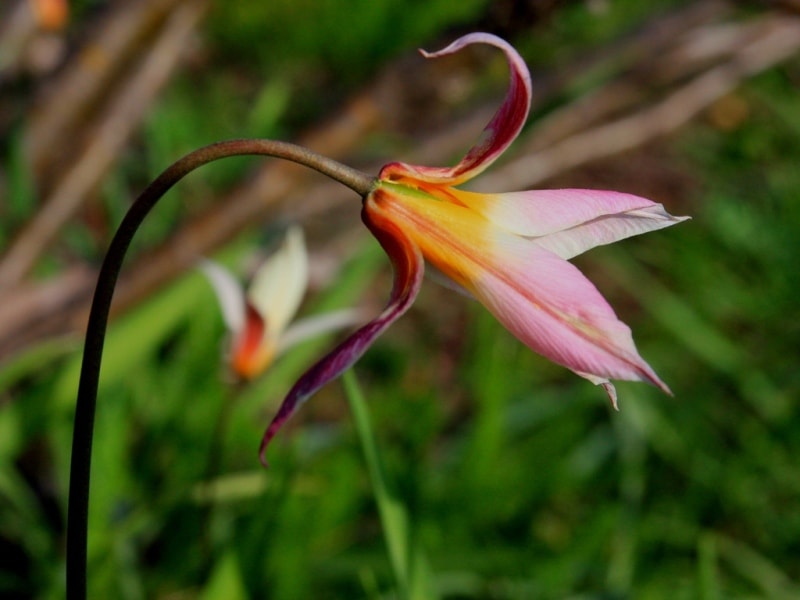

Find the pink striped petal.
xmin=367 ymin=183 xmax=670 ymax=402
xmin=532 ymin=205 xmax=688 ymax=260
xmin=258 ymin=209 xmax=424 ymax=465
xmin=381 ymin=32 xmax=532 ymax=186
xmin=455 ymin=188 xmax=689 ymax=258
xmin=471 ymin=230 xmax=671 ymax=398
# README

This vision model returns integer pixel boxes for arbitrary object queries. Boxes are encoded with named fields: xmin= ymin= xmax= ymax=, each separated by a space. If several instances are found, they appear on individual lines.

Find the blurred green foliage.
xmin=208 ymin=0 xmax=491 ymax=80
xmin=2 ymin=0 xmax=799 ymax=598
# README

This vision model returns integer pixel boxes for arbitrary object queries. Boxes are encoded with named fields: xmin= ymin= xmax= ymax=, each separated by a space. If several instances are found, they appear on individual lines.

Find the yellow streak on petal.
xmin=370 ymin=183 xmax=493 ymax=291
xmin=369 ymin=182 xmax=662 ymax=388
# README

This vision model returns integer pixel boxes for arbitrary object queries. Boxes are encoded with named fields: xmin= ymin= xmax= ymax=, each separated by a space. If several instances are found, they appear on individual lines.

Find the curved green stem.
xmin=66 ymin=139 xmax=374 ymax=600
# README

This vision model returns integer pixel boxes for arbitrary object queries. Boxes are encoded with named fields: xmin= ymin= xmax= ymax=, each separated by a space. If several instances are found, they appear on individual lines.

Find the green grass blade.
xmin=342 ymin=370 xmax=436 ymax=600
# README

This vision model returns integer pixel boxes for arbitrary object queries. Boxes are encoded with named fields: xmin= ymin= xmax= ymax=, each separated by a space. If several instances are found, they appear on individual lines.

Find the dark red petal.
xmin=258 ymin=202 xmax=424 ymax=465
xmin=380 ymin=32 xmax=532 ymax=186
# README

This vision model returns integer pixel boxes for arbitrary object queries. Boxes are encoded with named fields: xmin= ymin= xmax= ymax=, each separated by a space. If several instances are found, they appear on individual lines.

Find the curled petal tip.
xmin=259 ymin=417 xmax=287 ymax=468
xmin=602 ymin=371 xmax=672 ymax=410
xmin=600 ymin=382 xmax=619 ymax=411
xmin=259 ymin=405 xmax=292 ymax=467
xmin=395 ymin=32 xmax=532 ymax=185
xmin=419 ymin=32 xmax=516 ymax=60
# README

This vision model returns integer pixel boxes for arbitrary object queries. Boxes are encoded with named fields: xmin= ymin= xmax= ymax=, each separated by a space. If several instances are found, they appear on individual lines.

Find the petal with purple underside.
xmin=258 ymin=209 xmax=424 ymax=465
xmin=381 ymin=32 xmax=532 ymax=186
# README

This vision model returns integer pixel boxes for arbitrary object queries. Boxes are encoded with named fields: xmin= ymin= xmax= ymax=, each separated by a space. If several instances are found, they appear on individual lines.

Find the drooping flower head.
xmin=200 ymin=226 xmax=363 ymax=380
xmin=258 ymin=33 xmax=688 ymax=464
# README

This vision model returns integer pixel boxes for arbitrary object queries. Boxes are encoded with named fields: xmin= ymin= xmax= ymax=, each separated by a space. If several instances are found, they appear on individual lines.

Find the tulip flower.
xmin=258 ymin=33 xmax=688 ymax=462
xmin=200 ymin=226 xmax=363 ymax=380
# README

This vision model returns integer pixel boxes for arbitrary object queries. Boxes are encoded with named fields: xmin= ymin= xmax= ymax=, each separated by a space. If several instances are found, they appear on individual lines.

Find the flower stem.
xmin=66 ymin=140 xmax=374 ymax=600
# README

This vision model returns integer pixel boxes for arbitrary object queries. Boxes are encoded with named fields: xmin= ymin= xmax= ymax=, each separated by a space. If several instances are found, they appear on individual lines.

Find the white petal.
xmin=277 ymin=308 xmax=366 ymax=353
xmin=198 ymin=259 xmax=246 ymax=334
xmin=247 ymin=226 xmax=308 ymax=336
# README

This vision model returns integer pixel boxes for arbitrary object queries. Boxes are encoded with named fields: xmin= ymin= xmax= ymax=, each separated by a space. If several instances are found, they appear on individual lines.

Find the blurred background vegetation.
xmin=1 ymin=0 xmax=799 ymax=598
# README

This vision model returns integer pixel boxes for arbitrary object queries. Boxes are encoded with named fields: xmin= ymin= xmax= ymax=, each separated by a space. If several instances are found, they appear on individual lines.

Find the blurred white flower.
xmin=200 ymin=226 xmax=362 ymax=379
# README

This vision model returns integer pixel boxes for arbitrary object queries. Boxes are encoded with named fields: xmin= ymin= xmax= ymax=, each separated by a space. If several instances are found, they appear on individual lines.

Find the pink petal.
xmin=381 ymin=32 xmax=532 ymax=186
xmin=456 ymin=188 xmax=689 ymax=259
xmin=258 ymin=208 xmax=424 ymax=466
xmin=367 ymin=183 xmax=670 ymax=402
xmin=471 ymin=230 xmax=671 ymax=397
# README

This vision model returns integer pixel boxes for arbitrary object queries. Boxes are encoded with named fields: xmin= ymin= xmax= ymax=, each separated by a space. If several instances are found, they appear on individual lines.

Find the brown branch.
xmin=22 ymin=0 xmax=187 ymax=177
xmin=0 ymin=265 xmax=94 ymax=356
xmin=1 ymin=1 xmax=797 ymax=360
xmin=0 ymin=1 xmax=38 ymax=77
xmin=0 ymin=0 xmax=208 ymax=289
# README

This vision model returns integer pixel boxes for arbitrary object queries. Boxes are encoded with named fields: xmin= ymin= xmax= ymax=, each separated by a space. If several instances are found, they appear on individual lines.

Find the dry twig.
xmin=1 ymin=1 xmax=798 ymax=360
xmin=0 ymin=0 xmax=207 ymax=289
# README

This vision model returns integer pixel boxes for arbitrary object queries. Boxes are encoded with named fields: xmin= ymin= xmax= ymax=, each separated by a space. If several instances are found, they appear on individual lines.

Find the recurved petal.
xmin=471 ymin=231 xmax=671 ymax=396
xmin=381 ymin=32 xmax=532 ymax=186
xmin=258 ymin=210 xmax=424 ymax=465
xmin=248 ymin=226 xmax=308 ymax=337
xmin=198 ymin=259 xmax=246 ymax=334
xmin=454 ymin=188 xmax=689 ymax=259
